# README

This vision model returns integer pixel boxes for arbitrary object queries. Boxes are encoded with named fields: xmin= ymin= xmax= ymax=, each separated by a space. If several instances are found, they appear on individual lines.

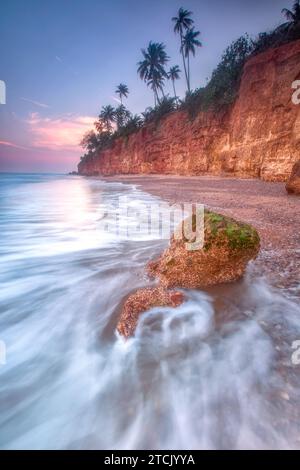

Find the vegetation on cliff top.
xmin=80 ymin=1 xmax=300 ymax=166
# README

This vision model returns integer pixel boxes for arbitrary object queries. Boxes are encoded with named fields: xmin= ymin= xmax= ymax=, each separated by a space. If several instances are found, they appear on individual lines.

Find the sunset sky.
xmin=0 ymin=0 xmax=290 ymax=173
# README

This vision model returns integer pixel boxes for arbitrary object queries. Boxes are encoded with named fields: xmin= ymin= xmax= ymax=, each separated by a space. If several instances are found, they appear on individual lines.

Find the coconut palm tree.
xmin=282 ymin=0 xmax=300 ymax=26
xmin=99 ymin=105 xmax=115 ymax=134
xmin=148 ymin=69 xmax=167 ymax=104
xmin=126 ymin=114 xmax=143 ymax=131
xmin=115 ymin=104 xmax=131 ymax=130
xmin=137 ymin=41 xmax=169 ymax=106
xmin=80 ymin=130 xmax=99 ymax=152
xmin=168 ymin=65 xmax=181 ymax=102
xmin=182 ymin=28 xmax=202 ymax=92
xmin=147 ymin=80 xmax=160 ymax=106
xmin=94 ymin=118 xmax=106 ymax=134
xmin=172 ymin=8 xmax=194 ymax=92
xmin=115 ymin=83 xmax=129 ymax=104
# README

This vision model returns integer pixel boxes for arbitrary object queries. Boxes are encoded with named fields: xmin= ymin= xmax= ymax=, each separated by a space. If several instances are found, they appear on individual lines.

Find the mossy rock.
xmin=204 ymin=210 xmax=260 ymax=251
xmin=148 ymin=209 xmax=260 ymax=289
xmin=117 ymin=287 xmax=184 ymax=337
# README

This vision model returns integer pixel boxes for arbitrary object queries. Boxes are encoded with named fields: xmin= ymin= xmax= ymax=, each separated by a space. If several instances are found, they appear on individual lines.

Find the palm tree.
xmin=137 ymin=41 xmax=169 ymax=106
xmin=282 ymin=1 xmax=300 ymax=27
xmin=182 ymin=28 xmax=202 ymax=92
xmin=99 ymin=105 xmax=115 ymax=133
xmin=80 ymin=130 xmax=98 ymax=152
xmin=115 ymin=105 xmax=131 ymax=130
xmin=115 ymin=83 xmax=129 ymax=104
xmin=129 ymin=114 xmax=143 ymax=126
xmin=94 ymin=118 xmax=106 ymax=134
xmin=172 ymin=8 xmax=194 ymax=92
xmin=142 ymin=107 xmax=154 ymax=122
xmin=149 ymin=69 xmax=167 ymax=104
xmin=126 ymin=114 xmax=143 ymax=130
xmin=168 ymin=65 xmax=181 ymax=102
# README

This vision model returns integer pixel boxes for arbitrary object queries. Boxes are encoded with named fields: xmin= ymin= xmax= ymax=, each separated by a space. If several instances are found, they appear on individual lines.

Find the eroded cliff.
xmin=78 ymin=40 xmax=300 ymax=181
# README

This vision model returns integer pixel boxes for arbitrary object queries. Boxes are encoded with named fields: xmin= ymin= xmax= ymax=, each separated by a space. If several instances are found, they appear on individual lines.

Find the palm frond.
xmin=172 ymin=7 xmax=194 ymax=34
xmin=168 ymin=65 xmax=181 ymax=80
xmin=282 ymin=7 xmax=295 ymax=21
xmin=182 ymin=28 xmax=202 ymax=57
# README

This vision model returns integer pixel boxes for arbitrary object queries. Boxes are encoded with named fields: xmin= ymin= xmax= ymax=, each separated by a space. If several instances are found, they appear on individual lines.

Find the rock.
xmin=117 ymin=287 xmax=184 ymax=338
xmin=148 ymin=210 xmax=260 ymax=289
xmin=286 ymin=160 xmax=300 ymax=195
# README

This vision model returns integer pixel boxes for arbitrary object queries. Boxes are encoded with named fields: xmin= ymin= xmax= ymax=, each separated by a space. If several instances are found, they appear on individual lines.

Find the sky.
xmin=0 ymin=0 xmax=292 ymax=173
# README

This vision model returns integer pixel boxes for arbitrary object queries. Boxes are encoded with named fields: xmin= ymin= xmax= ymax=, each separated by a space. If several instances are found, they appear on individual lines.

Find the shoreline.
xmin=99 ymin=174 xmax=300 ymax=296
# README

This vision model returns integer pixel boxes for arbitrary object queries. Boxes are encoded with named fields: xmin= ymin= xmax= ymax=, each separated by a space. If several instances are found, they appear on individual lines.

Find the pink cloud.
xmin=26 ymin=113 xmax=95 ymax=152
xmin=111 ymin=95 xmax=122 ymax=104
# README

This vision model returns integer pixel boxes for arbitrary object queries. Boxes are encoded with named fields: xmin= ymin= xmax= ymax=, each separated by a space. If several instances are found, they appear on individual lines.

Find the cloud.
xmin=112 ymin=96 xmax=122 ymax=105
xmin=55 ymin=55 xmax=79 ymax=76
xmin=21 ymin=97 xmax=50 ymax=109
xmin=26 ymin=113 xmax=95 ymax=151
xmin=0 ymin=140 xmax=28 ymax=150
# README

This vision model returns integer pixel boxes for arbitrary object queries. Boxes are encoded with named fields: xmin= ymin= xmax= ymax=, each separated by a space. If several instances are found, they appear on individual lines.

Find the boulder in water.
xmin=117 ymin=287 xmax=184 ymax=338
xmin=148 ymin=209 xmax=260 ymax=289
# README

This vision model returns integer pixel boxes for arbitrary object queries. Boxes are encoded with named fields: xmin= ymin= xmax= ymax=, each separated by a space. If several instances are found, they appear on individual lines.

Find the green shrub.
xmin=181 ymin=35 xmax=252 ymax=117
xmin=116 ymin=114 xmax=144 ymax=138
xmin=250 ymin=22 xmax=300 ymax=56
xmin=181 ymin=23 xmax=300 ymax=118
xmin=142 ymin=97 xmax=177 ymax=124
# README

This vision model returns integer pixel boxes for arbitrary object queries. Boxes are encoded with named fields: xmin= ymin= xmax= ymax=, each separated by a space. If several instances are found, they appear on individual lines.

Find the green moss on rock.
xmin=149 ymin=208 xmax=260 ymax=289
xmin=203 ymin=210 xmax=260 ymax=252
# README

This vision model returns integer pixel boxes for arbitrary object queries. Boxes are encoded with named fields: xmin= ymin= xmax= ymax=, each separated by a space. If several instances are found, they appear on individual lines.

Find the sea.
xmin=0 ymin=172 xmax=299 ymax=449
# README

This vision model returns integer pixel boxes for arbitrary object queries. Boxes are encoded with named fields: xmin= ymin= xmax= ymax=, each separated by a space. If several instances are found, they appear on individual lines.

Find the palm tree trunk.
xmin=180 ymin=30 xmax=189 ymax=92
xmin=187 ymin=53 xmax=190 ymax=92
xmin=155 ymin=88 xmax=159 ymax=106
xmin=154 ymin=86 xmax=159 ymax=106
xmin=172 ymin=79 xmax=177 ymax=103
xmin=180 ymin=28 xmax=189 ymax=92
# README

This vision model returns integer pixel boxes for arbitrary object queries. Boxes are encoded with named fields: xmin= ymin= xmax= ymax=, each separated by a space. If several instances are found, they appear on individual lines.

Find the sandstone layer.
xmin=78 ymin=40 xmax=300 ymax=182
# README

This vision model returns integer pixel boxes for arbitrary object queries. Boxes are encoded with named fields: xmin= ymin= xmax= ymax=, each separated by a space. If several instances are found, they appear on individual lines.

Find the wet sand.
xmin=103 ymin=175 xmax=300 ymax=296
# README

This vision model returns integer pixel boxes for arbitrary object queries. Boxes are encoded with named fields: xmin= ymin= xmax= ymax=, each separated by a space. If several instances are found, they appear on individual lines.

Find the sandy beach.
xmin=103 ymin=174 xmax=300 ymax=296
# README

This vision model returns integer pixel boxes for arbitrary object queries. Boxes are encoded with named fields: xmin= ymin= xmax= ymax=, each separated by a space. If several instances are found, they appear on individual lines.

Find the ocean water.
xmin=0 ymin=173 xmax=299 ymax=449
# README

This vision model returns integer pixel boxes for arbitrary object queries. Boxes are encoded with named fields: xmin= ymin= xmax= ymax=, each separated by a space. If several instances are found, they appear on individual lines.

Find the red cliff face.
xmin=78 ymin=40 xmax=300 ymax=181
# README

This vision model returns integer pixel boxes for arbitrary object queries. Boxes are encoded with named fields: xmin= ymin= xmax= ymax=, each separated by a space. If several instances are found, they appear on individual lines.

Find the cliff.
xmin=78 ymin=40 xmax=300 ymax=181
